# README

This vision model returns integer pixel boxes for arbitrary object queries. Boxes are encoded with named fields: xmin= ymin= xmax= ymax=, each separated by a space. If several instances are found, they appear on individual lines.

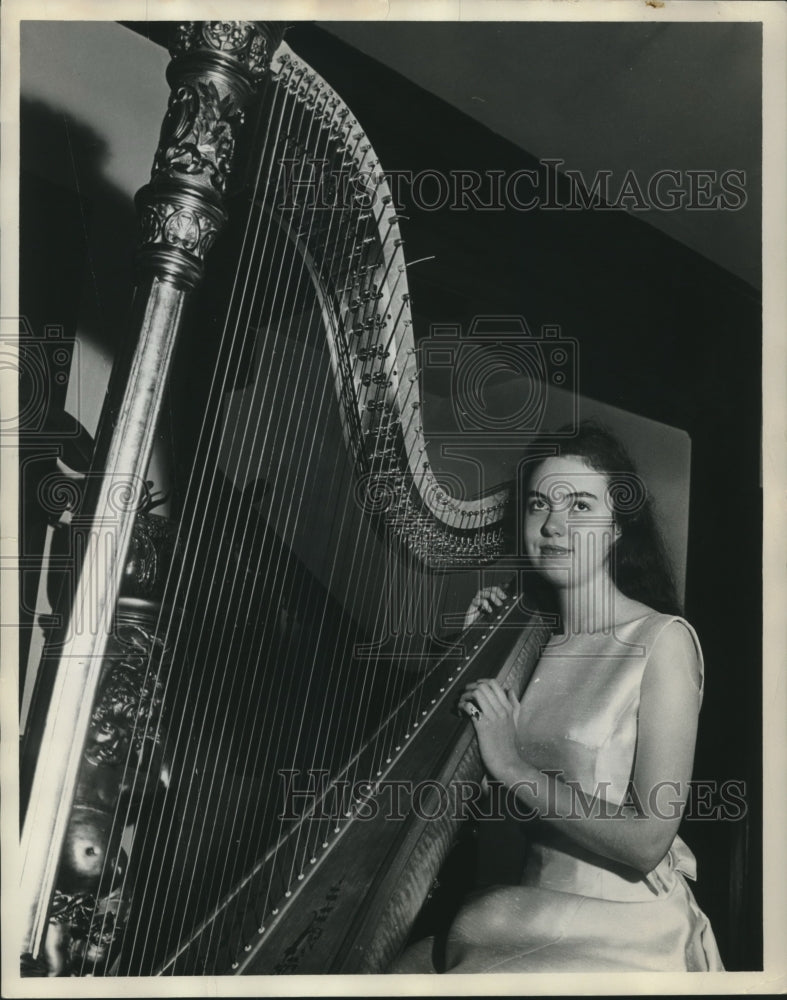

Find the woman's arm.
xmin=460 ymin=621 xmax=702 ymax=874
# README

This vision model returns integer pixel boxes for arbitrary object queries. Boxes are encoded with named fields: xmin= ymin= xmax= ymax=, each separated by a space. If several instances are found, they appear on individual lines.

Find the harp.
xmin=18 ymin=22 xmax=551 ymax=976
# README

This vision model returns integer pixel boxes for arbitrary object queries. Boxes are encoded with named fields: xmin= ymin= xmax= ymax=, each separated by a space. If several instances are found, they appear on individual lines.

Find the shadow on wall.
xmin=21 ymin=96 xmax=139 ymax=361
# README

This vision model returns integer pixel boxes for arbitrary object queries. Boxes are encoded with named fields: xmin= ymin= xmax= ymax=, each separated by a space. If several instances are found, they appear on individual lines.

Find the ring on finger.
xmin=466 ymin=703 xmax=481 ymax=720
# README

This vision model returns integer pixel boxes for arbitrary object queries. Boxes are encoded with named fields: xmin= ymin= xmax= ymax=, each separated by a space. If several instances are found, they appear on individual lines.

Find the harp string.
xmin=102 ymin=63 xmax=303 ymax=971
xmin=241 ymin=131 xmax=409 ymax=917
xmin=290 ymin=192 xmax=441 ymax=867
xmin=161 ymin=77 xmax=335 ymax=924
xmin=209 ymin=129 xmax=438 ymax=948
xmin=146 ymin=67 xmax=335 ymax=964
xmin=71 ymin=62 xmax=296 ymax=972
xmin=151 ymin=68 xmax=398 ymax=960
xmin=295 ymin=413 xmax=429 ymax=865
xmin=201 ymin=102 xmax=374 ymax=945
xmin=78 ymin=47 xmax=452 ymax=974
xmin=291 ymin=222 xmax=432 ymax=876
xmin=271 ymin=232 xmax=389 ymax=891
xmin=260 ymin=99 xmax=402 ymax=856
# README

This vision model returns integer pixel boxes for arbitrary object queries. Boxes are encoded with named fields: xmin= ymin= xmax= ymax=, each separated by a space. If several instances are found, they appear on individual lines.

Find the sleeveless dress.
xmin=442 ymin=612 xmax=724 ymax=973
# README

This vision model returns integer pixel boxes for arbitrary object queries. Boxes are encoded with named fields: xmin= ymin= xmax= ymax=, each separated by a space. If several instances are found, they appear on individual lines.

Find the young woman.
xmin=399 ymin=421 xmax=724 ymax=973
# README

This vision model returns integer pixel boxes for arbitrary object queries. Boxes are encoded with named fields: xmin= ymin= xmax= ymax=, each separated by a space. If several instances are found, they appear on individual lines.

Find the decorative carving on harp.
xmin=19 ymin=22 xmax=550 ymax=976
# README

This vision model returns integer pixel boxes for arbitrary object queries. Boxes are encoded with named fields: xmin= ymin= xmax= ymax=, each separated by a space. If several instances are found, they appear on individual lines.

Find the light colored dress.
xmin=443 ymin=612 xmax=724 ymax=973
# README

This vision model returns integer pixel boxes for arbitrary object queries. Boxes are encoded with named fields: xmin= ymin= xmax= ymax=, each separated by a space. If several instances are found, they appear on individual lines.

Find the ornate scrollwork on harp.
xmin=20 ymin=21 xmax=549 ymax=978
xmin=258 ymin=44 xmax=510 ymax=568
xmin=41 ymin=518 xmax=176 ymax=975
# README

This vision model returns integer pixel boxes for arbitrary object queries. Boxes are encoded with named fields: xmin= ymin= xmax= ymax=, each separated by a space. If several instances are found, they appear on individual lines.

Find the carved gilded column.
xmin=39 ymin=515 xmax=177 ymax=975
xmin=20 ymin=21 xmax=284 ymax=966
xmin=136 ymin=21 xmax=284 ymax=288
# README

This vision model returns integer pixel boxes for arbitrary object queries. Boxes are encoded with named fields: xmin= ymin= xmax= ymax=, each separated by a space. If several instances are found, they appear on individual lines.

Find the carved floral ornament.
xmin=152 ymin=80 xmax=242 ymax=194
xmin=84 ymin=621 xmax=168 ymax=769
xmin=171 ymin=21 xmax=272 ymax=80
xmin=139 ymin=200 xmax=218 ymax=259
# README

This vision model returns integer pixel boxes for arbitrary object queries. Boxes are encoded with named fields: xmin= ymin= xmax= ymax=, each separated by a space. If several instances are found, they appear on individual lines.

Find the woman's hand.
xmin=463 ymin=585 xmax=507 ymax=628
xmin=458 ymin=678 xmax=523 ymax=784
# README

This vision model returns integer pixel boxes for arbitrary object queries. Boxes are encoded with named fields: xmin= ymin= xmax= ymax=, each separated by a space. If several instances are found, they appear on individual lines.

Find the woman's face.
xmin=523 ymin=455 xmax=619 ymax=591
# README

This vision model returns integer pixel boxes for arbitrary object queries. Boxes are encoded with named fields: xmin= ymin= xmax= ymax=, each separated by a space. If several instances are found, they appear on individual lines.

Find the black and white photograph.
xmin=2 ymin=1 xmax=784 ymax=994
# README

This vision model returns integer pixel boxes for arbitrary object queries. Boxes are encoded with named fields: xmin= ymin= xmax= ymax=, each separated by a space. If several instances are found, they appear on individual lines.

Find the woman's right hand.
xmin=463 ymin=585 xmax=507 ymax=629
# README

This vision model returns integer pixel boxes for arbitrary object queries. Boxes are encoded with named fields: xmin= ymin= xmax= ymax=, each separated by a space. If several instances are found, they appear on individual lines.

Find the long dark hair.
xmin=515 ymin=420 xmax=681 ymax=617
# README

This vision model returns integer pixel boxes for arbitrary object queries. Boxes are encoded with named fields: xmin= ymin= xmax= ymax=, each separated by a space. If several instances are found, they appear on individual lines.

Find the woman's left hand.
xmin=458 ymin=679 xmax=523 ymax=784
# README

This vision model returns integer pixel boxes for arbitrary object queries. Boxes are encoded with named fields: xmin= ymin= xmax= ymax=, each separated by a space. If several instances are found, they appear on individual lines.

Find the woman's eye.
xmin=528 ymin=498 xmax=547 ymax=512
xmin=572 ymin=500 xmax=591 ymax=512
